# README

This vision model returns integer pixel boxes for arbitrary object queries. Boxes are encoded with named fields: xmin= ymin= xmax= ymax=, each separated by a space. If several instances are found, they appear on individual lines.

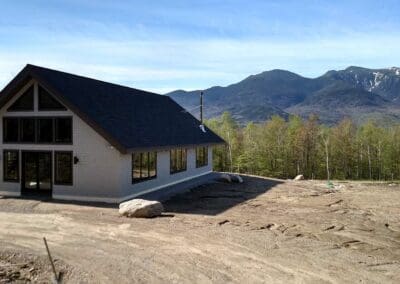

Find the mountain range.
xmin=167 ymin=66 xmax=400 ymax=125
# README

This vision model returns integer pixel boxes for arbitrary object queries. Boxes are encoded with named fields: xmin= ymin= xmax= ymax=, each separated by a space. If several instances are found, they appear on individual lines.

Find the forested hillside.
xmin=207 ymin=112 xmax=400 ymax=180
xmin=169 ymin=66 xmax=400 ymax=125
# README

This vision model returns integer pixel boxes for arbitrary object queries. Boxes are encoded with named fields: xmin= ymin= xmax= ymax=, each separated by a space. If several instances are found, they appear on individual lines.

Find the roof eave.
xmin=126 ymin=141 xmax=225 ymax=153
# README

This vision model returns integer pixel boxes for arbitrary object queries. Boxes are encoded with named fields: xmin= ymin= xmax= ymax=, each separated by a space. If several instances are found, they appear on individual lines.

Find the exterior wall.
xmin=0 ymin=80 xmax=123 ymax=200
xmin=0 ymin=80 xmax=215 ymax=203
xmin=119 ymin=147 xmax=212 ymax=202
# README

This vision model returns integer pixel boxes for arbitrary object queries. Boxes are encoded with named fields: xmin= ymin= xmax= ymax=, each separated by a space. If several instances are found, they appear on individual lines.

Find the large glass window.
xmin=38 ymin=86 xmax=67 ymax=111
xmin=3 ymin=150 xmax=19 ymax=182
xmin=170 ymin=148 xmax=187 ymax=174
xmin=196 ymin=147 xmax=208 ymax=168
xmin=2 ymin=117 xmax=71 ymax=144
xmin=55 ymin=118 xmax=72 ymax=143
xmin=20 ymin=118 xmax=36 ymax=142
xmin=132 ymin=152 xmax=157 ymax=183
xmin=55 ymin=152 xmax=73 ymax=185
xmin=3 ymin=118 xmax=19 ymax=142
xmin=7 ymin=86 xmax=34 ymax=111
xmin=38 ymin=118 xmax=54 ymax=143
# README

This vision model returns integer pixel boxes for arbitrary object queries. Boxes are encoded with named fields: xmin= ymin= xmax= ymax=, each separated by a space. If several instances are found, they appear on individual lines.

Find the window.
xmin=38 ymin=118 xmax=54 ymax=143
xmin=55 ymin=117 xmax=72 ymax=143
xmin=2 ymin=117 xmax=72 ymax=144
xmin=55 ymin=152 xmax=73 ymax=185
xmin=38 ymin=86 xmax=67 ymax=111
xmin=7 ymin=86 xmax=34 ymax=111
xmin=170 ymin=148 xmax=187 ymax=174
xmin=196 ymin=147 xmax=208 ymax=168
xmin=3 ymin=118 xmax=19 ymax=142
xmin=3 ymin=150 xmax=19 ymax=182
xmin=132 ymin=152 xmax=157 ymax=183
xmin=20 ymin=118 xmax=36 ymax=142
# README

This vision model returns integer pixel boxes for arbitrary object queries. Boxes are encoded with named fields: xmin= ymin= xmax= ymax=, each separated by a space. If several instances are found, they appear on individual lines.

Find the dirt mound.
xmin=0 ymin=177 xmax=399 ymax=283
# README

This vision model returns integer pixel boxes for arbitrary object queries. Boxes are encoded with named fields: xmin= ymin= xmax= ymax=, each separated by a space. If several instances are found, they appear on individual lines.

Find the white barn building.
xmin=0 ymin=65 xmax=224 ymax=203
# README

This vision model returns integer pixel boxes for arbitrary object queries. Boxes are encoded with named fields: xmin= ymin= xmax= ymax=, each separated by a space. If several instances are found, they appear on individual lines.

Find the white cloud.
xmin=1 ymin=33 xmax=400 ymax=93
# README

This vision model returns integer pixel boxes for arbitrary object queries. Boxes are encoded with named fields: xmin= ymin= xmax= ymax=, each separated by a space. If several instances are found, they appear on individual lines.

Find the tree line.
xmin=206 ymin=112 xmax=400 ymax=180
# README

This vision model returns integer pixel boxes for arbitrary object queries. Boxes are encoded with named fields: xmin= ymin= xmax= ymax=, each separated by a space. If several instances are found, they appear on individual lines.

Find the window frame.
xmin=170 ymin=148 xmax=187 ymax=174
xmin=2 ymin=116 xmax=73 ymax=145
xmin=54 ymin=151 xmax=73 ymax=185
xmin=20 ymin=117 xmax=36 ymax=143
xmin=131 ymin=151 xmax=157 ymax=184
xmin=3 ymin=117 xmax=20 ymax=143
xmin=196 ymin=146 xmax=208 ymax=168
xmin=3 ymin=150 xmax=19 ymax=182
xmin=38 ymin=85 xmax=67 ymax=111
xmin=54 ymin=117 xmax=73 ymax=144
xmin=37 ymin=118 xmax=55 ymax=143
xmin=7 ymin=85 xmax=34 ymax=112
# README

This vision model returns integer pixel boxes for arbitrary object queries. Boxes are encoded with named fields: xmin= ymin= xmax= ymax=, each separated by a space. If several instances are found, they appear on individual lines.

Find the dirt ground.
xmin=0 ymin=176 xmax=399 ymax=283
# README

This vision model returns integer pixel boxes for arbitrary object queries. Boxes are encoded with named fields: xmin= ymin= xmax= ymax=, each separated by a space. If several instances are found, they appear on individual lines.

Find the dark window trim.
xmin=2 ymin=116 xmax=73 ymax=145
xmin=3 ymin=149 xmax=19 ymax=182
xmin=196 ymin=146 xmax=209 ymax=168
xmin=170 ymin=148 xmax=187 ymax=174
xmin=54 ymin=151 xmax=73 ymax=186
xmin=131 ymin=152 xmax=157 ymax=184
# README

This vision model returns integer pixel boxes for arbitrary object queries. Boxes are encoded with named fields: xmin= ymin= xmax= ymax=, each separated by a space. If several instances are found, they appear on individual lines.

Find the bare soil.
xmin=0 ymin=176 xmax=399 ymax=283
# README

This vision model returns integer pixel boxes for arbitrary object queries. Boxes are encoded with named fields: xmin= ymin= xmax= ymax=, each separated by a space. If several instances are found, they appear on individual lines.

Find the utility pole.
xmin=200 ymin=91 xmax=203 ymax=124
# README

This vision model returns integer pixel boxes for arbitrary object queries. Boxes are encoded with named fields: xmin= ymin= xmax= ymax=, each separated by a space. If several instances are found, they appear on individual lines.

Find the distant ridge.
xmin=167 ymin=66 xmax=400 ymax=125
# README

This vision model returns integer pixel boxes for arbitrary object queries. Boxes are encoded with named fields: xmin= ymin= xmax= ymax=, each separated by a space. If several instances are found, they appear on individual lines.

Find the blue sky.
xmin=1 ymin=0 xmax=399 ymax=93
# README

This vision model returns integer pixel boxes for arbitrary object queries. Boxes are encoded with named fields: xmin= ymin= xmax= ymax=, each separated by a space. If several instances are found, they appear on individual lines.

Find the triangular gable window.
xmin=7 ymin=85 xmax=34 ymax=111
xmin=38 ymin=85 xmax=67 ymax=111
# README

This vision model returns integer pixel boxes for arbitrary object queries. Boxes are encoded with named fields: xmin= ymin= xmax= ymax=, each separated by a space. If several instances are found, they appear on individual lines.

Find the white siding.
xmin=0 ymin=80 xmax=122 ymax=200
xmin=119 ymin=147 xmax=212 ymax=201
xmin=0 ymin=80 xmax=214 ymax=203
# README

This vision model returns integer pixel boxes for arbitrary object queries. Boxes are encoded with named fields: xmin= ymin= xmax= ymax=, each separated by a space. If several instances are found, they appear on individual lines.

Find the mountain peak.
xmin=168 ymin=66 xmax=400 ymax=125
xmin=344 ymin=66 xmax=366 ymax=71
xmin=390 ymin=67 xmax=400 ymax=75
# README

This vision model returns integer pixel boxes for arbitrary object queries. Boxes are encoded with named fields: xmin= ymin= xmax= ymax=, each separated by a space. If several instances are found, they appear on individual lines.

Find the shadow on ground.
xmin=163 ymin=175 xmax=282 ymax=216
xmin=1 ymin=175 xmax=282 ymax=214
xmin=2 ymin=194 xmax=118 ymax=209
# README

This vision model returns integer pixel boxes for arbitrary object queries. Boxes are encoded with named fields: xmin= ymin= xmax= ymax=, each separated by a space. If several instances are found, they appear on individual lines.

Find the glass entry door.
xmin=22 ymin=152 xmax=52 ymax=194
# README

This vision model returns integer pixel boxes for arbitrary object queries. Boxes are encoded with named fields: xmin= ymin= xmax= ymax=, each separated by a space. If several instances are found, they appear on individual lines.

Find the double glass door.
xmin=22 ymin=152 xmax=52 ymax=194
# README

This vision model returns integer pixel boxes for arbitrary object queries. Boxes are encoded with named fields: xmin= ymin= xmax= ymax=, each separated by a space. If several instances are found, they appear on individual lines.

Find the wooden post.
xmin=43 ymin=237 xmax=59 ymax=283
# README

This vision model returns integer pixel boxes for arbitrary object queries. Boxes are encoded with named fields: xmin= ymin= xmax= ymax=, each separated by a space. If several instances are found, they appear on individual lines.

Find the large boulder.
xmin=230 ymin=174 xmax=243 ymax=183
xmin=119 ymin=199 xmax=163 ymax=218
xmin=293 ymin=174 xmax=304 ymax=181
xmin=219 ymin=173 xmax=232 ymax=183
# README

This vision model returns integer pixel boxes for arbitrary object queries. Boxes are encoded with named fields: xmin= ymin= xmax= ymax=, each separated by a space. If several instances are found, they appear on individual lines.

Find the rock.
xmin=218 ymin=219 xmax=230 ymax=225
xmin=293 ymin=174 xmax=304 ymax=181
xmin=230 ymin=174 xmax=243 ymax=183
xmin=119 ymin=199 xmax=163 ymax=218
xmin=219 ymin=173 xmax=232 ymax=183
xmin=334 ymin=184 xmax=345 ymax=190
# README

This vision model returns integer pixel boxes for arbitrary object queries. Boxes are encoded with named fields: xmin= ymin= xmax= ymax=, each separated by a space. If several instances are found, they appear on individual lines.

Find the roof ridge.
xmin=26 ymin=64 xmax=166 ymax=98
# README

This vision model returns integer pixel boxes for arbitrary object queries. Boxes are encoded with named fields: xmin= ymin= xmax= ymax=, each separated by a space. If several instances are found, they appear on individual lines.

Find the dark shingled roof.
xmin=0 ymin=64 xmax=225 ymax=153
